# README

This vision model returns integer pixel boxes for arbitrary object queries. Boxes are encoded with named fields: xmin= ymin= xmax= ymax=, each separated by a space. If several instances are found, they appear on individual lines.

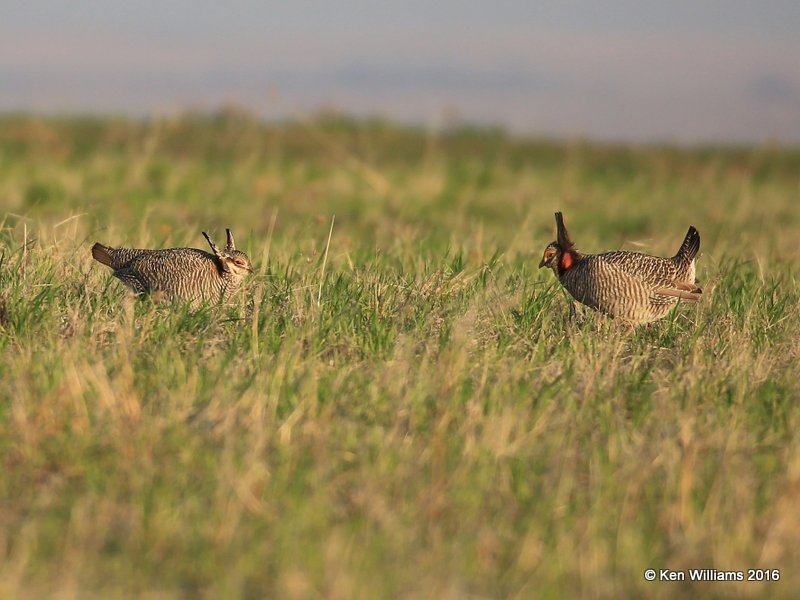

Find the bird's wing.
xmin=112 ymin=267 xmax=149 ymax=294
xmin=653 ymin=280 xmax=703 ymax=302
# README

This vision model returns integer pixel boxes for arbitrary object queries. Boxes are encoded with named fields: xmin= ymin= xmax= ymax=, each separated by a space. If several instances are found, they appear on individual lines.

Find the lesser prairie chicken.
xmin=539 ymin=212 xmax=702 ymax=324
xmin=92 ymin=229 xmax=252 ymax=307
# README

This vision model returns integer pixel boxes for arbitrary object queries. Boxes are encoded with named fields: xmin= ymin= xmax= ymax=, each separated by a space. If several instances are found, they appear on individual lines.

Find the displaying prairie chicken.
xmin=92 ymin=229 xmax=252 ymax=307
xmin=539 ymin=212 xmax=702 ymax=324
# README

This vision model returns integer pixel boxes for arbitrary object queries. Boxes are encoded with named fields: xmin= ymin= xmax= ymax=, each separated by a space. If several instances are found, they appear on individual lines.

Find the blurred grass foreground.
xmin=1 ymin=111 xmax=800 ymax=598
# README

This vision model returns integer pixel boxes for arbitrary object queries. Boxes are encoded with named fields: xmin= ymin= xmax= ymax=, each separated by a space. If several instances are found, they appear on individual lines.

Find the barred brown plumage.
xmin=539 ymin=212 xmax=702 ymax=324
xmin=91 ymin=229 xmax=252 ymax=308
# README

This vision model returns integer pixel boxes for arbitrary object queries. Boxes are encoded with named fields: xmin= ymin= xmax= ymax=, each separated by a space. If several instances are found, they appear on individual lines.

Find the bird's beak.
xmin=538 ymin=258 xmax=546 ymax=268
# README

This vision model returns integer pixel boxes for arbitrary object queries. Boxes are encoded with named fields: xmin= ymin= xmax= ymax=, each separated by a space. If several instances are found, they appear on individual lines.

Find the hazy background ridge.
xmin=2 ymin=0 xmax=800 ymax=143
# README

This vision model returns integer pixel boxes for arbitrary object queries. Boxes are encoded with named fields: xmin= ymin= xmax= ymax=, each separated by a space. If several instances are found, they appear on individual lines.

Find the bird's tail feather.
xmin=674 ymin=226 xmax=700 ymax=263
xmin=91 ymin=242 xmax=113 ymax=267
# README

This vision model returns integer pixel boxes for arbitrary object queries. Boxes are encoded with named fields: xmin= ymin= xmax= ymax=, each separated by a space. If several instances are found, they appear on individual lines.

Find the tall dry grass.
xmin=1 ymin=113 xmax=799 ymax=598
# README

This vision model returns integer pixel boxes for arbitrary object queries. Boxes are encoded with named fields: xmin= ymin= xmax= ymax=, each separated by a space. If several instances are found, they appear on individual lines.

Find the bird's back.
xmin=600 ymin=250 xmax=694 ymax=290
xmin=119 ymin=248 xmax=219 ymax=291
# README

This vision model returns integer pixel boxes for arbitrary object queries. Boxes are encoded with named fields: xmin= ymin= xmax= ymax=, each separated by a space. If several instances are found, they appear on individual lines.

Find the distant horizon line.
xmin=2 ymin=106 xmax=797 ymax=149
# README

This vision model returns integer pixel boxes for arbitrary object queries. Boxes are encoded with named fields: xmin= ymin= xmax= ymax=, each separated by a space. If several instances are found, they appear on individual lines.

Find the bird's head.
xmin=220 ymin=250 xmax=253 ymax=277
xmin=203 ymin=229 xmax=253 ymax=278
xmin=539 ymin=241 xmax=563 ymax=271
xmin=539 ymin=212 xmax=581 ymax=275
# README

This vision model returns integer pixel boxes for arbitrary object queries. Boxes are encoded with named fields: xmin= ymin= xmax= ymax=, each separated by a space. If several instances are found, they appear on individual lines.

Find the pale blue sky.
xmin=2 ymin=1 xmax=799 ymax=142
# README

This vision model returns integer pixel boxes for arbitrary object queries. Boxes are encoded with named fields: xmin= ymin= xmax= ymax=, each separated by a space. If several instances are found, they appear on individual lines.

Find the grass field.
xmin=1 ymin=112 xmax=799 ymax=599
